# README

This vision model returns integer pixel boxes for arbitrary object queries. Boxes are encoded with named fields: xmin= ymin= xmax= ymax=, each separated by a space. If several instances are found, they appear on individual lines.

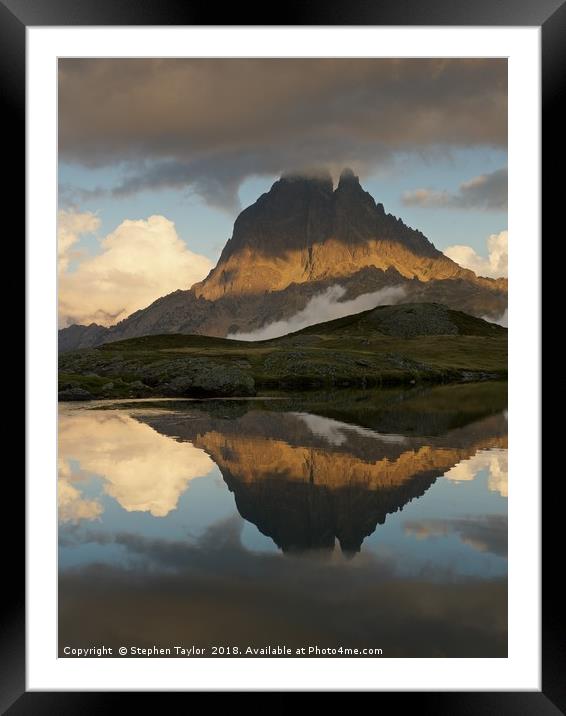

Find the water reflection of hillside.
xmin=138 ymin=384 xmax=507 ymax=554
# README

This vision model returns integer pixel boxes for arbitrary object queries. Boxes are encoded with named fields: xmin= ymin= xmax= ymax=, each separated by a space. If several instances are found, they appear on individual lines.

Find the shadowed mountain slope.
xmin=59 ymin=169 xmax=507 ymax=352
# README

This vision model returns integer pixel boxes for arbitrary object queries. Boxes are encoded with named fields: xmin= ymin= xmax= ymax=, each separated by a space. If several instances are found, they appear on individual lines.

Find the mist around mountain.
xmin=58 ymin=302 xmax=507 ymax=401
xmin=59 ymin=169 xmax=507 ymax=353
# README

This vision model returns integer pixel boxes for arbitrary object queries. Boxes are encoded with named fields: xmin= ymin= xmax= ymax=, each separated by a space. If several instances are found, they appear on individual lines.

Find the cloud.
xmin=402 ymin=168 xmax=507 ymax=211
xmin=59 ymin=410 xmax=215 ymax=518
xmin=59 ymin=59 xmax=507 ymax=208
xmin=58 ymin=458 xmax=104 ymax=524
xmin=486 ymin=450 xmax=509 ymax=498
xmin=228 ymin=284 xmax=406 ymax=341
xmin=58 ymin=211 xmax=213 ymax=327
xmin=443 ymin=447 xmax=508 ymax=497
xmin=57 ymin=209 xmax=100 ymax=273
xmin=443 ymin=230 xmax=507 ymax=279
xmin=404 ymin=515 xmax=507 ymax=557
xmin=485 ymin=309 xmax=508 ymax=327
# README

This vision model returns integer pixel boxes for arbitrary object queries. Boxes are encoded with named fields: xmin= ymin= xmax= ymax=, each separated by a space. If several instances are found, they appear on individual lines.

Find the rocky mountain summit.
xmin=194 ymin=168 xmax=484 ymax=300
xmin=59 ymin=169 xmax=507 ymax=351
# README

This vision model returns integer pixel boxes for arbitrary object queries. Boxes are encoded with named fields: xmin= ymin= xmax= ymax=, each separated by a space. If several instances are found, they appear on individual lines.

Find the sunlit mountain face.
xmin=58 ymin=169 xmax=507 ymax=351
xmin=58 ymin=383 xmax=507 ymax=657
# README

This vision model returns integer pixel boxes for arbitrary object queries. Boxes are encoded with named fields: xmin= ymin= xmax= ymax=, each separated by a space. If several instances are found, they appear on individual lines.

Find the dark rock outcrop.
xmin=162 ymin=363 xmax=255 ymax=398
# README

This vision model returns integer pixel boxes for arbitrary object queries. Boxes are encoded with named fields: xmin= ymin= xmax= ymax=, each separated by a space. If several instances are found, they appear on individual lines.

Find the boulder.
xmin=164 ymin=364 xmax=255 ymax=397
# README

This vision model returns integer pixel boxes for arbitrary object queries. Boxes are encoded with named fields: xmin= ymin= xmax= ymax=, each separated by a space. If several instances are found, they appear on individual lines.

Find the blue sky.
xmin=59 ymin=145 xmax=507 ymax=266
xmin=57 ymin=59 xmax=507 ymax=326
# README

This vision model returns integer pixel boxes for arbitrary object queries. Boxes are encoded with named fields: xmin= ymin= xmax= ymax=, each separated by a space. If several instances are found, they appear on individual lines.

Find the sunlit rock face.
xmin=58 ymin=169 xmax=507 ymax=350
xmin=193 ymin=169 xmax=481 ymax=302
xmin=139 ymin=406 xmax=507 ymax=554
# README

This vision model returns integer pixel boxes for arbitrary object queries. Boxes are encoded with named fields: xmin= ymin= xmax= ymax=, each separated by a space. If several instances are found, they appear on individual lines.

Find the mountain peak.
xmin=337 ymin=167 xmax=360 ymax=189
xmin=279 ymin=168 xmax=333 ymax=191
xmin=193 ymin=168 xmax=472 ymax=301
xmin=58 ymin=163 xmax=507 ymax=350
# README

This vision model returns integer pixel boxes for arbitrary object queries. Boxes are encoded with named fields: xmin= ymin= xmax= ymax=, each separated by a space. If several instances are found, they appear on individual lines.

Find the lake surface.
xmin=58 ymin=383 xmax=507 ymax=657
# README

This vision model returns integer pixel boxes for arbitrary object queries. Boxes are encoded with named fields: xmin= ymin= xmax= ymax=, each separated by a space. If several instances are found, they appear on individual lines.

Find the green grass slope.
xmin=59 ymin=302 xmax=507 ymax=400
xmin=292 ymin=302 xmax=505 ymax=339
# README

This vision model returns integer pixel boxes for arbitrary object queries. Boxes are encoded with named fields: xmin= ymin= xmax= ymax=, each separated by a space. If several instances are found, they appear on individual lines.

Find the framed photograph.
xmin=7 ymin=0 xmax=555 ymax=707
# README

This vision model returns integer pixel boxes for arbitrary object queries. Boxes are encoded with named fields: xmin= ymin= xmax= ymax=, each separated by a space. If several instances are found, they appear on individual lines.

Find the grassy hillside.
xmin=59 ymin=303 xmax=507 ymax=400
xmin=294 ymin=301 xmax=505 ymax=339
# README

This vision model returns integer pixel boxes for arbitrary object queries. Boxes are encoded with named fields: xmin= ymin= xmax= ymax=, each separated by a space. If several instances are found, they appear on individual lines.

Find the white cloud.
xmin=228 ymin=284 xmax=406 ymax=341
xmin=58 ymin=457 xmax=104 ymax=524
xmin=444 ymin=230 xmax=507 ymax=279
xmin=443 ymin=447 xmax=508 ymax=497
xmin=485 ymin=309 xmax=508 ymax=327
xmin=59 ymin=410 xmax=215 ymax=518
xmin=57 ymin=209 xmax=100 ymax=273
xmin=58 ymin=212 xmax=213 ymax=327
xmin=487 ymin=451 xmax=508 ymax=498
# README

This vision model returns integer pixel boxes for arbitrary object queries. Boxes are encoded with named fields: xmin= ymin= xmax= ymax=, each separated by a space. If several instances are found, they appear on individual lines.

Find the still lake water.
xmin=58 ymin=383 xmax=507 ymax=657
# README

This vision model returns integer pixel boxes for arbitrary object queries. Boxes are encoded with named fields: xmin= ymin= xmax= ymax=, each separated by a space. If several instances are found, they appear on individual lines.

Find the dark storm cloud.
xmin=59 ymin=58 xmax=507 ymax=208
xmin=108 ymin=138 xmax=394 ymax=209
xmin=402 ymin=167 xmax=507 ymax=211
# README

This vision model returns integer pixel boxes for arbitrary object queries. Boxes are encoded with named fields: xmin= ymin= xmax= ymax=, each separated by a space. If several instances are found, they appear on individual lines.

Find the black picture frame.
xmin=6 ymin=0 xmax=554 ymax=709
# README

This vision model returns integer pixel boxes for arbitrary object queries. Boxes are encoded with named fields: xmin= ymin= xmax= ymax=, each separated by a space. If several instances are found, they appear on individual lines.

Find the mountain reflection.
xmin=59 ymin=384 xmax=508 ymax=658
xmin=134 ymin=398 xmax=507 ymax=554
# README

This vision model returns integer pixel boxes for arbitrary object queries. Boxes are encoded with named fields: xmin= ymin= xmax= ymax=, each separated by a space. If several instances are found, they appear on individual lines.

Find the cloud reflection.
xmin=404 ymin=514 xmax=507 ymax=557
xmin=443 ymin=448 xmax=507 ymax=497
xmin=58 ymin=410 xmax=215 ymax=519
xmin=59 ymin=516 xmax=507 ymax=657
xmin=58 ymin=458 xmax=103 ymax=524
